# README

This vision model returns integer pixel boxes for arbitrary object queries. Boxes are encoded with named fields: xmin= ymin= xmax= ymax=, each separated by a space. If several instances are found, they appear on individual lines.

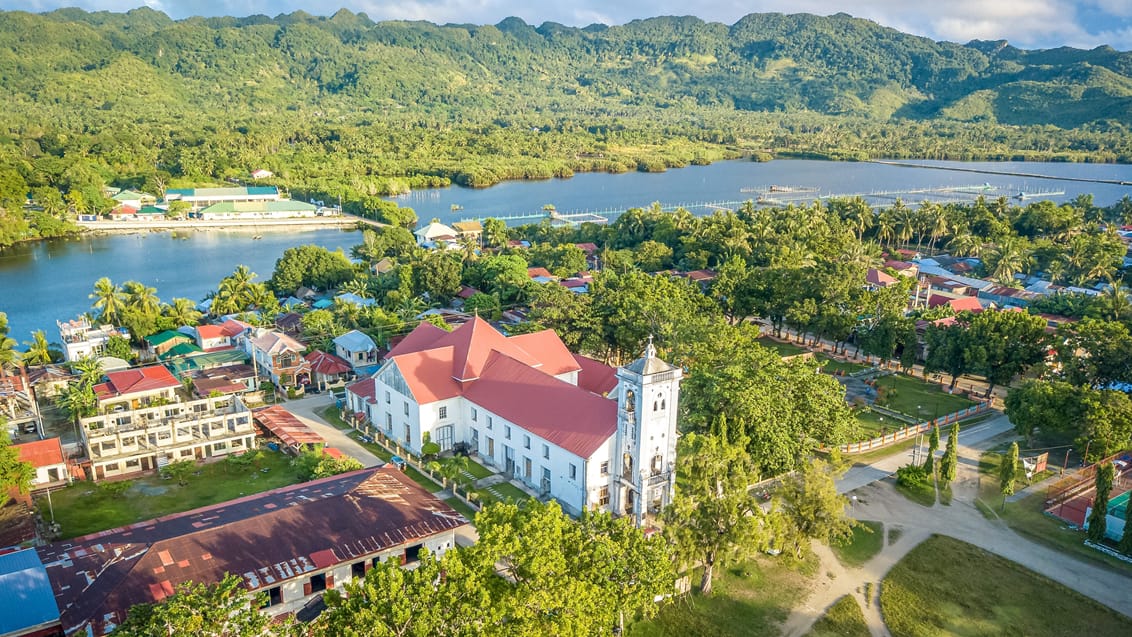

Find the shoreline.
xmin=74 ymin=214 xmax=380 ymax=235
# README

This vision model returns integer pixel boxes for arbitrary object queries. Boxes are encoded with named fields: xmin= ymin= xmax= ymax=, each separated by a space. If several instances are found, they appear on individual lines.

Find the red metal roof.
xmin=305 ymin=350 xmax=352 ymax=376
xmin=253 ymin=406 xmax=325 ymax=448
xmin=527 ymin=267 xmax=555 ymax=279
xmin=510 ymin=331 xmax=583 ymax=377
xmin=866 ymin=268 xmax=897 ymax=287
xmin=15 ymin=438 xmax=65 ymax=468
xmin=94 ymin=365 xmax=180 ymax=400
xmin=927 ymin=294 xmax=984 ymax=313
xmin=195 ymin=324 xmax=226 ymax=340
xmin=464 ymin=352 xmax=617 ymax=458
xmin=37 ymin=467 xmax=468 ymax=636
xmin=573 ymin=354 xmax=619 ymax=396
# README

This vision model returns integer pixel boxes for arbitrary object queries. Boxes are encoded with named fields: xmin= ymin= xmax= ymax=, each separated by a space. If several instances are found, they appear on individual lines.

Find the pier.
xmin=867 ymin=160 xmax=1132 ymax=187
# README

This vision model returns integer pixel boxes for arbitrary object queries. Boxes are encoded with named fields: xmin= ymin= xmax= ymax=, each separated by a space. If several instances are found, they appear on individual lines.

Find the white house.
xmin=333 ymin=330 xmax=379 ymax=370
xmin=413 ymin=221 xmax=460 ymax=249
xmin=57 ymin=317 xmax=130 ymax=362
xmin=14 ymin=438 xmax=71 ymax=489
xmin=345 ymin=317 xmax=680 ymax=525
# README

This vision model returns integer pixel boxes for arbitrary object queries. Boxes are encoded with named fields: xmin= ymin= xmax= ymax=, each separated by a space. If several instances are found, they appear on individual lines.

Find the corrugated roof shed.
xmin=0 ymin=549 xmax=60 ymax=635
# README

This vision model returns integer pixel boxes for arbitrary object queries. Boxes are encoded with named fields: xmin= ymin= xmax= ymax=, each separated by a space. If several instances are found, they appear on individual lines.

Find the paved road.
xmin=837 ymin=412 xmax=1014 ymax=493
xmin=784 ymin=420 xmax=1132 ymax=637
xmin=273 ymin=394 xmax=385 ymax=468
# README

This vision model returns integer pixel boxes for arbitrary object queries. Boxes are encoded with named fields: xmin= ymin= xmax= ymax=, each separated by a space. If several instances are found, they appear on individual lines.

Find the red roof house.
xmin=93 ymin=365 xmax=181 ymax=408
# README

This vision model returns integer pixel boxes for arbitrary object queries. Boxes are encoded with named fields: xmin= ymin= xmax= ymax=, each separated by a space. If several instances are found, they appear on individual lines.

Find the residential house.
xmin=250 ymin=168 xmax=274 ymax=179
xmin=37 ymin=466 xmax=468 ymax=635
xmin=527 ymin=267 xmax=557 ymax=283
xmin=14 ymin=438 xmax=70 ymax=489
xmin=333 ymin=330 xmax=379 ymax=371
xmin=246 ymin=330 xmax=311 ymax=389
xmin=164 ymin=350 xmax=250 ymax=379
xmin=414 ymin=221 xmax=460 ymax=249
xmin=57 ymin=317 xmax=130 ymax=362
xmin=345 ymin=317 xmax=681 ymax=524
xmin=978 ymin=285 xmax=1040 ymax=309
xmin=305 ymin=350 xmax=354 ymax=390
xmin=1 ymin=368 xmax=40 ymax=438
xmin=452 ymin=220 xmax=483 ymax=243
xmin=93 ymin=365 xmax=182 ymax=413
xmin=866 ymin=268 xmax=898 ymax=290
xmin=111 ymin=190 xmax=156 ymax=209
xmin=189 ymin=363 xmax=259 ymax=397
xmin=219 ymin=318 xmax=254 ymax=349
xmin=145 ymin=330 xmax=194 ymax=358
xmin=927 ymin=294 xmax=985 ymax=313
xmin=26 ymin=365 xmax=74 ymax=399
xmin=275 ymin=312 xmax=304 ymax=337
xmin=575 ymin=243 xmax=600 ymax=270
xmin=194 ymin=324 xmax=233 ymax=351
xmin=197 ymin=200 xmax=318 ymax=220
xmin=371 ymin=257 xmax=395 ymax=276
xmin=334 ymin=292 xmax=377 ymax=308
xmin=0 ymin=549 xmax=61 ymax=637
xmin=80 ymin=394 xmax=256 ymax=481
xmin=884 ymin=260 xmax=919 ymax=277
xmin=164 ymin=186 xmax=280 ymax=212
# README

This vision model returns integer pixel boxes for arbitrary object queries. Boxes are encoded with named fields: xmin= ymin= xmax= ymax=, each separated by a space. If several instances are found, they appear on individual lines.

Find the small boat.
xmin=252 ymin=234 xmax=263 ymax=240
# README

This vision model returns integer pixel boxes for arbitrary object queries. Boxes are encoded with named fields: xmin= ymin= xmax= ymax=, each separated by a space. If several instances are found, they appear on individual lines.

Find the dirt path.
xmin=782 ymin=431 xmax=1132 ymax=637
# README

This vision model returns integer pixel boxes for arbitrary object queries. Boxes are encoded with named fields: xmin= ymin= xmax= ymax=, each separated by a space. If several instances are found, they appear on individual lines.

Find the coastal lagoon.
xmin=3 ymin=159 xmax=1132 ymax=342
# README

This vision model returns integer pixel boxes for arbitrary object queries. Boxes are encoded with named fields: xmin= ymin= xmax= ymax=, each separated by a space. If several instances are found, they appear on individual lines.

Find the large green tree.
xmin=774 ymin=457 xmax=857 ymax=559
xmin=0 ymin=428 xmax=34 ymax=507
xmin=1087 ymin=462 xmax=1115 ymax=543
xmin=663 ymin=433 xmax=767 ymax=594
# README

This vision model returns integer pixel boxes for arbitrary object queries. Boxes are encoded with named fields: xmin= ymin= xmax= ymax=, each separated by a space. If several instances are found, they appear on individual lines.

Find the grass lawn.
xmin=41 ymin=449 xmax=302 ymax=540
xmin=756 ymin=337 xmax=809 ymax=358
xmin=444 ymin=496 xmax=479 ymax=521
xmin=817 ymin=355 xmax=872 ymax=376
xmin=833 ymin=520 xmax=885 ymax=567
xmin=894 ymin=478 xmax=937 ymax=508
xmin=854 ymin=409 xmax=891 ymax=437
xmin=629 ymin=555 xmax=817 ymax=637
xmin=881 ymin=535 xmax=1130 ymax=637
xmin=805 ymin=595 xmax=870 ymax=637
xmin=315 ymin=405 xmax=353 ymax=431
xmin=871 ymin=374 xmax=978 ymax=420
xmin=481 ymin=481 xmax=534 ymax=504
xmin=464 ymin=457 xmax=496 ymax=480
xmin=977 ymin=450 xmax=1132 ymax=575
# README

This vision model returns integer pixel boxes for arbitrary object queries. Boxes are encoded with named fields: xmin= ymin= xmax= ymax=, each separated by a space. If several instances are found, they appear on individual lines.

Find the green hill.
xmin=0 ymin=8 xmax=1130 ymax=212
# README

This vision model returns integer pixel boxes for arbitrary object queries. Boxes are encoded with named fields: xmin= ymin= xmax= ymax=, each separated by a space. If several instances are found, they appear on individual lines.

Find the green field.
xmin=854 ymin=409 xmax=893 ymax=436
xmin=41 ymin=449 xmax=303 ymax=540
xmin=806 ymin=596 xmax=870 ymax=637
xmin=481 ymin=481 xmax=535 ymax=505
xmin=630 ymin=555 xmax=816 ymax=637
xmin=817 ymin=355 xmax=872 ymax=376
xmin=871 ymin=374 xmax=978 ymax=420
xmin=756 ymin=337 xmax=809 ymax=358
xmin=833 ymin=520 xmax=885 ymax=567
xmin=881 ymin=535 xmax=1130 ymax=637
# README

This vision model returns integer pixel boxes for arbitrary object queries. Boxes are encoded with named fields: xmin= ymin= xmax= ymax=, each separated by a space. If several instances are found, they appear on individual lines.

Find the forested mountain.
xmin=0 ymin=7 xmax=1131 ymax=230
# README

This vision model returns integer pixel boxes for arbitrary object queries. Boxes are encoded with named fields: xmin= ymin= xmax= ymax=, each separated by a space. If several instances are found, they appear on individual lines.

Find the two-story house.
xmin=345 ymin=317 xmax=680 ymax=525
xmin=245 ymin=330 xmax=310 ymax=389
xmin=93 ymin=365 xmax=182 ymax=413
xmin=333 ymin=330 xmax=380 ymax=370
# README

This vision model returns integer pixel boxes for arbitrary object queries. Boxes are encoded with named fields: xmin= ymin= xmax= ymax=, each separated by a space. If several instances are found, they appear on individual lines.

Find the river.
xmin=2 ymin=159 xmax=1132 ymax=344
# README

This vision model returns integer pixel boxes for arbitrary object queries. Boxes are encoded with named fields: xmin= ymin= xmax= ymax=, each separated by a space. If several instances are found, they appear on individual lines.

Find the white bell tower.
xmin=612 ymin=337 xmax=682 ymax=526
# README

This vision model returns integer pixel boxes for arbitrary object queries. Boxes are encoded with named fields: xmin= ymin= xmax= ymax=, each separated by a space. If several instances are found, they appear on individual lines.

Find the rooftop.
xmin=38 ymin=466 xmax=467 ymax=636
xmin=15 ymin=437 xmax=65 ymax=468
xmin=199 ymin=200 xmax=317 ymax=214
xmin=94 ymin=365 xmax=181 ymax=401
xmin=0 ymin=549 xmax=60 ymax=636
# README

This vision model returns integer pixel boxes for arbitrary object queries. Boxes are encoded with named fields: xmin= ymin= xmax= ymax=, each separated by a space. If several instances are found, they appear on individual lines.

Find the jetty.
xmin=867 ymin=159 xmax=1132 ymax=187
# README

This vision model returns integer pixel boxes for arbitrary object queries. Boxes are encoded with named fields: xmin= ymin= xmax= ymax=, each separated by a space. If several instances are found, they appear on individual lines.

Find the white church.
xmin=344 ymin=317 xmax=681 ymax=524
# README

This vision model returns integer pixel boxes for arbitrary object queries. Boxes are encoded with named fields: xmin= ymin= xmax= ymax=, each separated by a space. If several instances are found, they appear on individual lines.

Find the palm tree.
xmin=122 ymin=280 xmax=161 ymax=317
xmin=163 ymin=298 xmax=203 ymax=327
xmin=1099 ymin=280 xmax=1132 ymax=322
xmin=70 ymin=357 xmax=104 ymax=388
xmin=55 ymin=382 xmax=97 ymax=427
xmin=873 ymin=209 xmax=896 ymax=248
xmin=22 ymin=330 xmax=55 ymax=365
xmin=340 ymin=278 xmax=372 ymax=299
xmin=987 ymin=237 xmax=1031 ymax=285
xmin=947 ymin=230 xmax=983 ymax=257
xmin=90 ymin=277 xmax=125 ymax=324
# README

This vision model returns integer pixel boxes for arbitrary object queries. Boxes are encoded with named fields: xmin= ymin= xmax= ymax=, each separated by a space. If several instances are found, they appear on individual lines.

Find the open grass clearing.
xmin=444 ymin=496 xmax=479 ymax=521
xmin=630 ymin=555 xmax=816 ymax=637
xmin=481 ymin=481 xmax=535 ymax=504
xmin=833 ymin=520 xmax=885 ymax=567
xmin=871 ymin=374 xmax=978 ymax=420
xmin=315 ymin=405 xmax=354 ymax=431
xmin=756 ymin=337 xmax=809 ymax=358
xmin=817 ymin=355 xmax=872 ymax=376
xmin=853 ymin=409 xmax=892 ymax=437
xmin=40 ymin=449 xmax=302 ymax=540
xmin=805 ymin=595 xmax=870 ymax=637
xmin=881 ymin=535 xmax=1130 ymax=637
xmin=463 ymin=457 xmax=496 ymax=480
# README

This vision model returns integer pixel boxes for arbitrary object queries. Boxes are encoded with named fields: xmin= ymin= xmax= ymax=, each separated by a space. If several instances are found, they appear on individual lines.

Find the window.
xmin=262 ymin=586 xmax=282 ymax=608
xmin=439 ymin=406 xmax=448 ymax=419
xmin=404 ymin=402 xmax=410 ymax=416
xmin=403 ymin=424 xmax=411 ymax=443
xmin=386 ymin=413 xmax=393 ymax=431
xmin=472 ymin=408 xmax=478 ymax=422
xmin=405 ymin=543 xmax=423 ymax=564
xmin=352 ymin=561 xmax=366 ymax=579
xmin=487 ymin=416 xmax=493 ymax=430
xmin=600 ymin=461 xmax=609 ymax=475
xmin=505 ymin=425 xmax=511 ymax=440
xmin=542 ymin=444 xmax=549 ymax=460
xmin=569 ymin=463 xmax=577 ymax=480
xmin=598 ymin=486 xmax=610 ymax=506
xmin=524 ymin=435 xmax=531 ymax=450
xmin=309 ymin=573 xmax=327 ymax=593
xmin=385 ymin=391 xmax=390 ymax=404
xmin=125 ymin=459 xmax=140 ymax=468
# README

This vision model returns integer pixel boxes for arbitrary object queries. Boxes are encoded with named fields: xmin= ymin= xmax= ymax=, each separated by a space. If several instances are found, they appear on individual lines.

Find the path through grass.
xmin=805 ymin=595 xmax=870 ymax=637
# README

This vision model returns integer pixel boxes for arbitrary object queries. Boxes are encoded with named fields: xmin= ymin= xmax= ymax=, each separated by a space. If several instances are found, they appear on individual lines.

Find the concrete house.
xmin=14 ymin=437 xmax=70 ymax=489
xmin=245 ymin=329 xmax=310 ymax=389
xmin=93 ymin=365 xmax=182 ymax=413
xmin=333 ymin=330 xmax=379 ymax=370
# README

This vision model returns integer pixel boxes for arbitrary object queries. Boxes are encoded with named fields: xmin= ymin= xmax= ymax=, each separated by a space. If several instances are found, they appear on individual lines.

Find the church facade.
xmin=344 ymin=317 xmax=681 ymax=524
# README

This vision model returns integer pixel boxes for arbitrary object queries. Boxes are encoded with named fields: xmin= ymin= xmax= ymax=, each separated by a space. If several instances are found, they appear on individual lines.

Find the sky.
xmin=9 ymin=0 xmax=1132 ymax=51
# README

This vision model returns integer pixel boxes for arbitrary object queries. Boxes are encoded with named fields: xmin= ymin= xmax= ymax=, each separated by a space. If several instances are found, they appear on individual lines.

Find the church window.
xmin=625 ymin=390 xmax=635 ymax=412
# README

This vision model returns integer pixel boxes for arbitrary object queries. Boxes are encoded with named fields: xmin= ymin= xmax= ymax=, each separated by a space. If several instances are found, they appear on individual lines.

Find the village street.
xmin=275 ymin=394 xmax=385 ymax=468
xmin=783 ymin=419 xmax=1132 ymax=637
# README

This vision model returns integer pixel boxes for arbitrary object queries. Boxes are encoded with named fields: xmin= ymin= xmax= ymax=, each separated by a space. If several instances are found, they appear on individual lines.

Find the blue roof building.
xmin=0 ymin=549 xmax=61 ymax=636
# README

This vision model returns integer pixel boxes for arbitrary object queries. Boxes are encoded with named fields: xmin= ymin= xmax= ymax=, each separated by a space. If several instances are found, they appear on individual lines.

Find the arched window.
xmin=661 ymin=398 xmax=666 ymax=410
xmin=652 ymin=454 xmax=664 ymax=474
xmin=625 ymin=390 xmax=635 ymax=413
xmin=623 ymin=453 xmax=633 ymax=476
xmin=653 ymin=401 xmax=658 ymax=411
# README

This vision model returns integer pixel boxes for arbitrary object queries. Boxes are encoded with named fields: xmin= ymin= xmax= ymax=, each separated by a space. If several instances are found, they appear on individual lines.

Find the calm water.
xmin=3 ymin=159 xmax=1132 ymax=343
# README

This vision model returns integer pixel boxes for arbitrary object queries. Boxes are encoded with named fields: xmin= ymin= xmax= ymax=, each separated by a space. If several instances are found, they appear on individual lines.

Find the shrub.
xmin=895 ymin=464 xmax=929 ymax=489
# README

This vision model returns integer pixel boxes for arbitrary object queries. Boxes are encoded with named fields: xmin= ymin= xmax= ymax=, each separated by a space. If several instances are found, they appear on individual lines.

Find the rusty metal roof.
xmin=37 ymin=466 xmax=468 ymax=636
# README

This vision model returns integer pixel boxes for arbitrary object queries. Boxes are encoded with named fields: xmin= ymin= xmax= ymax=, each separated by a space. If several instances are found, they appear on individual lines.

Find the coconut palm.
xmin=873 ymin=209 xmax=896 ymax=248
xmin=22 ymin=330 xmax=55 ymax=365
xmin=70 ymin=356 xmax=104 ymax=388
xmin=122 ymin=280 xmax=161 ymax=317
xmin=986 ymin=237 xmax=1032 ymax=285
xmin=947 ymin=230 xmax=983 ymax=257
xmin=340 ymin=278 xmax=372 ymax=299
xmin=163 ymin=298 xmax=203 ymax=327
xmin=90 ymin=277 xmax=125 ymax=324
xmin=55 ymin=382 xmax=97 ymax=425
xmin=0 ymin=316 xmax=17 ymax=370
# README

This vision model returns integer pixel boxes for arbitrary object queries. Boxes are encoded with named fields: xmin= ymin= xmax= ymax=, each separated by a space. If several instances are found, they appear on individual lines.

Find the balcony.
xmin=646 ymin=470 xmax=673 ymax=487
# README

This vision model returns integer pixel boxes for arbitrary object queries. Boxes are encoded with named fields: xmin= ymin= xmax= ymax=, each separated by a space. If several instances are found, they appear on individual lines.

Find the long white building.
xmin=345 ymin=317 xmax=681 ymax=524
